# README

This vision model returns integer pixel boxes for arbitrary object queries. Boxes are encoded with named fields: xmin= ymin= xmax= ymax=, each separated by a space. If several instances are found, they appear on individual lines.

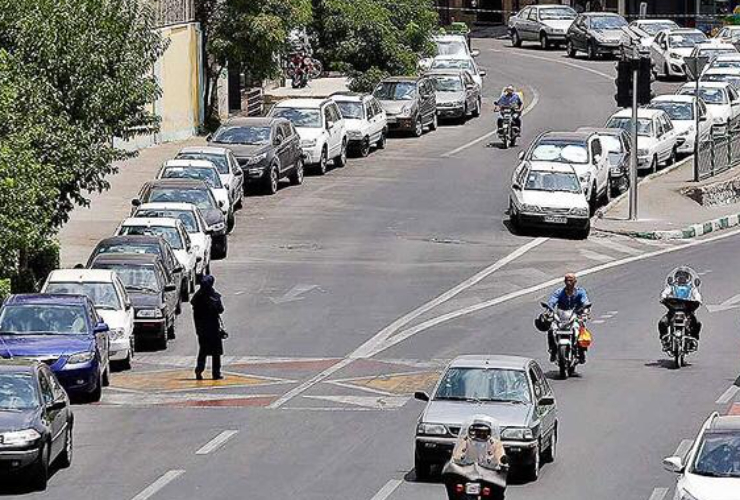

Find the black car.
xmin=576 ymin=127 xmax=632 ymax=198
xmin=566 ymin=12 xmax=628 ymax=59
xmin=86 ymin=235 xmax=186 ymax=307
xmin=89 ymin=254 xmax=178 ymax=350
xmin=0 ymin=361 xmax=73 ymax=491
xmin=208 ymin=116 xmax=304 ymax=195
xmin=133 ymin=179 xmax=229 ymax=259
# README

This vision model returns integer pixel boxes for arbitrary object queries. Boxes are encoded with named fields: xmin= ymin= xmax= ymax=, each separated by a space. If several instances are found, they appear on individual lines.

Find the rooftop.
xmin=448 ymin=355 xmax=532 ymax=371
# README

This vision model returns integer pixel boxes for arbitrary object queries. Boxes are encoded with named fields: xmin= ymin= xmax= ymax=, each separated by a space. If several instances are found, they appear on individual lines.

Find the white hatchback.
xmin=606 ymin=108 xmax=679 ymax=172
xmin=330 ymin=93 xmax=388 ymax=157
xmin=678 ymin=81 xmax=740 ymax=135
xmin=42 ymin=269 xmax=135 ymax=369
xmin=651 ymin=29 xmax=707 ymax=78
xmin=429 ymin=55 xmax=486 ymax=88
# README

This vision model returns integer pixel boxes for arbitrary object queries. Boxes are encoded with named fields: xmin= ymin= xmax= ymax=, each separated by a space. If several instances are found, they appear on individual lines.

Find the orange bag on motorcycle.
xmin=577 ymin=325 xmax=592 ymax=348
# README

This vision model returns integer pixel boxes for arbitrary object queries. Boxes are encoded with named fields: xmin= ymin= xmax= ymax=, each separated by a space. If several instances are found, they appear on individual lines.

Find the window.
xmin=0 ymin=304 xmax=89 ymax=335
xmin=663 ymin=115 xmax=674 ymax=132
xmin=530 ymin=140 xmax=589 ymax=164
xmin=38 ymin=372 xmax=54 ymax=405
xmin=591 ymin=138 xmax=603 ymax=158
xmin=119 ymin=225 xmax=184 ymax=250
xmin=47 ymin=370 xmax=66 ymax=401
xmin=528 ymin=368 xmax=542 ymax=400
xmin=148 ymin=187 xmax=217 ymax=211
xmin=336 ymin=101 xmax=364 ymax=120
xmin=45 ymin=282 xmax=122 ymax=310
xmin=272 ymin=108 xmax=322 ymax=128
xmin=329 ymin=104 xmax=342 ymax=122
xmin=534 ymin=364 xmax=551 ymax=395
xmin=518 ymin=8 xmax=529 ymax=19
xmin=161 ymin=166 xmax=222 ymax=189
xmin=374 ymin=81 xmax=417 ymax=101
xmin=434 ymin=368 xmax=532 ymax=403
xmin=0 ymin=373 xmax=38 ymax=410
xmin=177 ymin=152 xmax=229 ymax=175
xmin=364 ymin=101 xmax=374 ymax=119
xmin=528 ymin=9 xmax=537 ymax=21
xmin=323 ymin=106 xmax=333 ymax=127
xmin=211 ymin=126 xmax=270 ymax=146
xmin=280 ymin=123 xmax=292 ymax=139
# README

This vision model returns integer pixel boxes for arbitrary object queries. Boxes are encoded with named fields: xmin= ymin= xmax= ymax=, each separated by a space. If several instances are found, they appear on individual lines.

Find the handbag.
xmin=219 ymin=317 xmax=229 ymax=340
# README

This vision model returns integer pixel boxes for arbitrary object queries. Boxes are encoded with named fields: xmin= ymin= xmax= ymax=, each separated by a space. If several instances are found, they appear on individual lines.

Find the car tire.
xmin=587 ymin=40 xmax=597 ymax=60
xmin=102 ymin=364 xmax=110 ymax=387
xmin=541 ymin=426 xmax=557 ymax=463
xmin=167 ymin=318 xmax=176 ymax=340
xmin=430 ymin=113 xmax=438 ymax=131
xmin=415 ymin=453 xmax=432 ymax=481
xmin=610 ymin=176 xmax=624 ymax=199
xmin=180 ymin=279 xmax=189 ymax=303
xmin=589 ymin=184 xmax=598 ymax=215
xmin=575 ymin=222 xmax=591 ymax=240
xmin=316 ymin=147 xmax=328 ymax=175
xmin=156 ymin=324 xmax=169 ymax=350
xmin=413 ymin=116 xmax=423 ymax=137
xmin=540 ymin=32 xmax=549 ymax=50
xmin=377 ymin=130 xmax=387 ymax=149
xmin=58 ymin=425 xmax=73 ymax=469
xmin=525 ymin=443 xmax=541 ymax=481
xmin=234 ymin=194 xmax=243 ymax=210
xmin=289 ymin=158 xmax=304 ymax=185
xmin=650 ymin=154 xmax=658 ymax=174
xmin=334 ymin=140 xmax=347 ymax=168
xmin=567 ymin=39 xmax=577 ymax=58
xmin=265 ymin=163 xmax=279 ymax=195
xmin=359 ymin=137 xmax=371 ymax=157
xmin=29 ymin=442 xmax=50 ymax=491
xmin=664 ymin=62 xmax=670 ymax=79
xmin=120 ymin=348 xmax=133 ymax=371
xmin=226 ymin=211 xmax=235 ymax=233
xmin=89 ymin=374 xmax=103 ymax=403
xmin=472 ymin=97 xmax=481 ymax=117
xmin=511 ymin=29 xmax=522 ymax=47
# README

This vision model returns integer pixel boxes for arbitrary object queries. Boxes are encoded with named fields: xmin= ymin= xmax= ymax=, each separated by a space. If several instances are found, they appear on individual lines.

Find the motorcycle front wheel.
xmin=558 ymin=346 xmax=569 ymax=379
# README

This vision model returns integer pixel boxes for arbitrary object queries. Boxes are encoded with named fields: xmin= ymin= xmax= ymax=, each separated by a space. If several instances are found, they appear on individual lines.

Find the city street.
xmin=7 ymin=37 xmax=740 ymax=500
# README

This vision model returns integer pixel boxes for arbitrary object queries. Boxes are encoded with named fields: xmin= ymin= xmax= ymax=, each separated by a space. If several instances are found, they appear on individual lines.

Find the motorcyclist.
xmin=541 ymin=273 xmax=591 ymax=362
xmin=658 ymin=266 xmax=702 ymax=348
xmin=494 ymin=85 xmax=523 ymax=134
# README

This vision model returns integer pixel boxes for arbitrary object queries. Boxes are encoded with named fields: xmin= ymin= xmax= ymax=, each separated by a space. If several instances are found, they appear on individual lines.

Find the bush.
xmin=28 ymin=242 xmax=59 ymax=289
xmin=348 ymin=67 xmax=390 ymax=93
xmin=0 ymin=279 xmax=9 ymax=303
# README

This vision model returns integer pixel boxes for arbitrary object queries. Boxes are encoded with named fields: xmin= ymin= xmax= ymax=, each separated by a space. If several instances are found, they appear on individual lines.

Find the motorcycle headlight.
xmin=246 ymin=153 xmax=267 ymax=165
xmin=416 ymin=423 xmax=448 ymax=436
xmin=301 ymin=138 xmax=317 ymax=148
xmin=137 ymin=308 xmax=163 ymax=319
xmin=0 ymin=429 xmax=41 ymax=446
xmin=209 ymin=222 xmax=226 ymax=232
xmin=67 ymin=351 xmax=95 ymax=364
xmin=108 ymin=328 xmax=126 ymax=341
xmin=501 ymin=427 xmax=534 ymax=440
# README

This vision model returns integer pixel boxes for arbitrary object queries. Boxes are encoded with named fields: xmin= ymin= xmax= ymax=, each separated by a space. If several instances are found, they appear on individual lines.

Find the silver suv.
xmin=413 ymin=355 xmax=558 ymax=481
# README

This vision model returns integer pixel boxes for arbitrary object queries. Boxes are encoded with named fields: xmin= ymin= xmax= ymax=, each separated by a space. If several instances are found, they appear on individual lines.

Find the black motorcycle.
xmin=661 ymin=297 xmax=700 ymax=369
xmin=442 ymin=460 xmax=507 ymax=500
xmin=498 ymin=108 xmax=519 ymax=149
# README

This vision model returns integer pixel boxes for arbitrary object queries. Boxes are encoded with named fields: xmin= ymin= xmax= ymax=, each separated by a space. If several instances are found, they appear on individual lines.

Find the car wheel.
xmin=156 ymin=324 xmax=169 ymax=350
xmin=29 ymin=442 xmax=50 ymax=491
xmin=541 ymin=426 xmax=557 ymax=463
xmin=567 ymin=39 xmax=577 ymax=58
xmin=180 ymin=279 xmax=189 ymax=303
xmin=334 ymin=140 xmax=348 ymax=168
xmin=265 ymin=163 xmax=279 ymax=195
xmin=377 ymin=130 xmax=387 ymax=149
xmin=167 ymin=318 xmax=176 ymax=341
xmin=317 ymin=147 xmax=328 ymax=175
xmin=120 ymin=348 xmax=132 ymax=371
xmin=415 ymin=453 xmax=432 ymax=481
xmin=102 ymin=364 xmax=110 ymax=387
xmin=651 ymin=154 xmax=658 ymax=174
xmin=511 ymin=29 xmax=522 ymax=47
xmin=234 ymin=193 xmax=243 ymax=210
xmin=525 ymin=443 xmax=541 ymax=481
xmin=610 ymin=176 xmax=624 ymax=199
xmin=576 ymin=221 xmax=591 ymax=240
xmin=58 ymin=425 xmax=73 ymax=469
xmin=664 ymin=62 xmax=670 ymax=79
xmin=89 ymin=374 xmax=103 ymax=403
xmin=430 ymin=113 xmax=438 ymax=131
xmin=472 ymin=97 xmax=481 ymax=117
xmin=289 ymin=157 xmax=304 ymax=185
xmin=413 ymin=116 xmax=423 ymax=137
xmin=540 ymin=32 xmax=549 ymax=50
xmin=587 ymin=40 xmax=597 ymax=60
xmin=359 ymin=137 xmax=371 ymax=157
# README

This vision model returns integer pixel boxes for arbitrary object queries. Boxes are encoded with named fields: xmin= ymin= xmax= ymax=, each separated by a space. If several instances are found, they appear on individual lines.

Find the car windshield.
xmin=431 ymin=59 xmax=474 ymax=72
xmin=699 ymin=47 xmax=738 ymax=58
xmin=119 ymin=225 xmax=183 ymax=250
xmin=176 ymin=153 xmax=229 ymax=174
xmin=148 ymin=188 xmax=215 ymax=210
xmin=94 ymin=242 xmax=159 ymax=258
xmin=702 ymin=74 xmax=740 ymax=88
xmin=692 ymin=433 xmax=740 ymax=478
xmin=539 ymin=7 xmax=576 ymax=20
xmin=272 ymin=108 xmax=322 ymax=128
xmin=681 ymin=87 xmax=728 ymax=105
xmin=136 ymin=209 xmax=198 ymax=232
xmin=336 ymin=101 xmax=364 ymax=120
xmin=0 ymin=305 xmax=88 ymax=335
xmin=436 ymin=40 xmax=468 ymax=56
xmin=161 ymin=167 xmax=223 ymax=189
xmin=373 ymin=82 xmax=417 ymax=101
xmin=434 ymin=368 xmax=531 ymax=403
xmin=44 ymin=282 xmax=121 ymax=310
xmin=599 ymin=135 xmax=623 ymax=154
xmin=638 ymin=22 xmax=677 ymax=35
xmin=712 ymin=59 xmax=740 ymax=69
xmin=590 ymin=16 xmax=627 ymax=30
xmin=524 ymin=171 xmax=582 ymax=193
xmin=669 ymin=33 xmax=706 ymax=48
xmin=434 ymin=76 xmax=464 ymax=92
xmin=0 ymin=374 xmax=37 ymax=411
xmin=530 ymin=140 xmax=589 ymax=164
xmin=94 ymin=265 xmax=160 ymax=293
xmin=650 ymin=101 xmax=694 ymax=120
xmin=607 ymin=117 xmax=654 ymax=136
xmin=211 ymin=126 xmax=270 ymax=146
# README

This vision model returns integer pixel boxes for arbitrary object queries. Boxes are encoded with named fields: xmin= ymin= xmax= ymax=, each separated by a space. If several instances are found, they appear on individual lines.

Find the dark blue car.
xmin=0 ymin=294 xmax=110 ymax=402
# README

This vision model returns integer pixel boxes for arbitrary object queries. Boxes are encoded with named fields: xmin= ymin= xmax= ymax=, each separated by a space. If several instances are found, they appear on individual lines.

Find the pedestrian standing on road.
xmin=191 ymin=274 xmax=226 ymax=380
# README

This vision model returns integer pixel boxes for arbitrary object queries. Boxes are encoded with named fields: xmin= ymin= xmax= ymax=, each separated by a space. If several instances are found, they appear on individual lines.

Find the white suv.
xmin=679 ymin=81 xmax=740 ymax=135
xmin=330 ymin=92 xmax=388 ymax=157
xmin=606 ymin=108 xmax=679 ymax=173
xmin=648 ymin=95 xmax=713 ymax=154
xmin=270 ymin=98 xmax=348 ymax=175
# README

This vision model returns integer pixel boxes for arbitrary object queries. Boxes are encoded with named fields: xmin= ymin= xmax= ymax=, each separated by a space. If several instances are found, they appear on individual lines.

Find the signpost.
xmin=685 ymin=56 xmax=710 ymax=182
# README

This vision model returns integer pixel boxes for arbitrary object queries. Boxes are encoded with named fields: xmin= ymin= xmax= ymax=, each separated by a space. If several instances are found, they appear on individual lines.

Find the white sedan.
xmin=606 ymin=108 xmax=679 ymax=173
xmin=429 ymin=55 xmax=487 ymax=88
xmin=701 ymin=67 xmax=740 ymax=90
xmin=689 ymin=41 xmax=739 ymax=62
xmin=648 ymin=95 xmax=713 ymax=154
xmin=678 ymin=81 xmax=740 ymax=135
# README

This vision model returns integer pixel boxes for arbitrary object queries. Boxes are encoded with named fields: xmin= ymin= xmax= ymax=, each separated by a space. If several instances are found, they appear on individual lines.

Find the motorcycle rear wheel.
xmin=501 ymin=136 xmax=509 ymax=149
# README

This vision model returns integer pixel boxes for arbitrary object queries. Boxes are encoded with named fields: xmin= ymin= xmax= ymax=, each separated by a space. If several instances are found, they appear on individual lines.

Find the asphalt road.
xmin=9 ymin=38 xmax=740 ymax=500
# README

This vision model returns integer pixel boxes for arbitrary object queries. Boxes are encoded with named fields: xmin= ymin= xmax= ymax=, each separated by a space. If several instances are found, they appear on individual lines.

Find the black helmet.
xmin=535 ymin=314 xmax=551 ymax=332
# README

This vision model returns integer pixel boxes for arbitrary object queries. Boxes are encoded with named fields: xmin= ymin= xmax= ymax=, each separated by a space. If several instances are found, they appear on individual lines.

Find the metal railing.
xmin=697 ymin=127 xmax=740 ymax=180
xmin=150 ymin=0 xmax=195 ymax=28
xmin=242 ymin=88 xmax=264 ymax=117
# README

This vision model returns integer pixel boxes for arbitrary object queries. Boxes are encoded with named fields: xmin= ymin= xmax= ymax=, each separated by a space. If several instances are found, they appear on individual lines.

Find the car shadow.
xmin=502 ymin=219 xmax=586 ymax=241
xmin=644 ymin=359 xmax=686 ymax=370
xmin=0 ymin=466 xmax=63 ymax=495
xmin=543 ymin=369 xmax=585 ymax=381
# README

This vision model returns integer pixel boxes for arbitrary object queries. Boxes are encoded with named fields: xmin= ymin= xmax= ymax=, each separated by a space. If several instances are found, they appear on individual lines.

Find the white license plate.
xmin=544 ymin=215 xmax=567 ymax=224
xmin=386 ymin=117 xmax=397 ymax=124
xmin=465 ymin=483 xmax=481 ymax=495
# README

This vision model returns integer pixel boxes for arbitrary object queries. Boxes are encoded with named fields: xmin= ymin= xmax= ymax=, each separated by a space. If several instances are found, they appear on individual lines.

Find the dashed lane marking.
xmin=716 ymin=385 xmax=740 ymax=405
xmin=647 ymin=487 xmax=669 ymax=500
xmin=195 ymin=430 xmax=238 ymax=455
xmin=673 ymin=439 xmax=693 ymax=460
xmin=370 ymin=479 xmax=403 ymax=500
xmin=130 ymin=470 xmax=185 ymax=500
xmin=591 ymin=237 xmax=643 ymax=256
xmin=579 ymin=249 xmax=614 ymax=262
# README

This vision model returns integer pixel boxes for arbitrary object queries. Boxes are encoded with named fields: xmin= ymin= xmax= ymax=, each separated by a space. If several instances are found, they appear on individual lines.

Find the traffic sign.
xmin=685 ymin=56 xmax=710 ymax=80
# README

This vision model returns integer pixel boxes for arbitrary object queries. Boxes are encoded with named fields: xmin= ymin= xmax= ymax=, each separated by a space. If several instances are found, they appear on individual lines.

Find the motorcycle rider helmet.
xmin=674 ymin=269 xmax=692 ymax=285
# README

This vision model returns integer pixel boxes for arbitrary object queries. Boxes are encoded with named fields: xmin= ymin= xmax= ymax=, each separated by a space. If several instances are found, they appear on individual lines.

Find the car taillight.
xmin=482 ymin=487 xmax=491 ymax=497
xmin=455 ymin=484 xmax=464 ymax=494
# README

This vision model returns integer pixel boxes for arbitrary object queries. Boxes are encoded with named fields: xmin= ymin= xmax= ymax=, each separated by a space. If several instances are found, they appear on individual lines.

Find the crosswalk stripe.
xmin=647 ymin=487 xmax=669 ymax=500
xmin=580 ymin=249 xmax=614 ymax=262
xmin=591 ymin=238 xmax=643 ymax=255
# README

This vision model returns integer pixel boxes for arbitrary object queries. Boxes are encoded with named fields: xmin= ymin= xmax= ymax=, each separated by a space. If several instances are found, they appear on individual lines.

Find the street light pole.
xmin=630 ymin=60 xmax=639 ymax=220
xmin=694 ymin=75 xmax=701 ymax=182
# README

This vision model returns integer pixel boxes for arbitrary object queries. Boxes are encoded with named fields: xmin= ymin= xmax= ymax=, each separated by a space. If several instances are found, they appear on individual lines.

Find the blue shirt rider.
xmin=494 ymin=85 xmax=523 ymax=132
xmin=545 ymin=273 xmax=591 ymax=362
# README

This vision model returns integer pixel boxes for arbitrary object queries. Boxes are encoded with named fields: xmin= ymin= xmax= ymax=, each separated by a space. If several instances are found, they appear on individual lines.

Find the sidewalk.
xmin=265 ymin=77 xmax=350 ymax=105
xmin=594 ymin=158 xmax=740 ymax=239
xmin=58 ymin=137 xmax=206 ymax=267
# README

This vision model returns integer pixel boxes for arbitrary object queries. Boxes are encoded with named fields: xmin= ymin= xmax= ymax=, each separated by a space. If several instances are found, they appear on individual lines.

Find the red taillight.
xmin=455 ymin=484 xmax=464 ymax=493
xmin=482 ymin=487 xmax=491 ymax=497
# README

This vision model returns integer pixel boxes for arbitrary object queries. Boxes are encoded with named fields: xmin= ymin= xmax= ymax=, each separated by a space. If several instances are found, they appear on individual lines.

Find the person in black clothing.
xmin=191 ymin=274 xmax=225 ymax=380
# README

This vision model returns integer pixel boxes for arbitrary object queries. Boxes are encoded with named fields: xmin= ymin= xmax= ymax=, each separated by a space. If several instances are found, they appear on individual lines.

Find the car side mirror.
xmin=414 ymin=391 xmax=430 ymax=402
xmin=164 ymin=283 xmax=177 ymax=292
xmin=662 ymin=456 xmax=684 ymax=473
xmin=700 ymin=115 xmax=708 ymax=122
xmin=273 ymin=137 xmax=282 ymax=146
xmin=206 ymin=133 xmax=213 ymax=142
xmin=539 ymin=396 xmax=555 ymax=406
xmin=234 ymin=168 xmax=243 ymax=176
xmin=326 ymin=122 xmax=334 ymax=131
xmin=48 ymin=399 xmax=67 ymax=411
xmin=173 ymin=266 xmax=184 ymax=274
xmin=694 ymin=278 xmax=702 ymax=287
xmin=518 ymin=151 xmax=526 ymax=160
xmin=499 ymin=454 xmax=510 ymax=466
xmin=94 ymin=322 xmax=110 ymax=333
xmin=131 ymin=198 xmax=141 ymax=207
xmin=125 ymin=302 xmax=132 ymax=311
xmin=667 ymin=276 xmax=675 ymax=285
xmin=512 ymin=182 xmax=521 ymax=191
xmin=479 ymin=69 xmax=488 ymax=77
xmin=471 ymin=49 xmax=480 ymax=57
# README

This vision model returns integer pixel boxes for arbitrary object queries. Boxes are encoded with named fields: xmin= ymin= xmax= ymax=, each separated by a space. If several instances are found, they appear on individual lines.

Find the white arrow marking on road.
xmin=303 ymin=395 xmax=410 ymax=410
xmin=706 ymin=293 xmax=740 ymax=313
xmin=269 ymin=284 xmax=321 ymax=304
xmin=195 ymin=430 xmax=238 ymax=455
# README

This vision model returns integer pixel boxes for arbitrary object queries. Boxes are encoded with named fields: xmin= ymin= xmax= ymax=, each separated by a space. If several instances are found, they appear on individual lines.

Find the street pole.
xmin=629 ymin=61 xmax=639 ymax=220
xmin=694 ymin=76 xmax=700 ymax=182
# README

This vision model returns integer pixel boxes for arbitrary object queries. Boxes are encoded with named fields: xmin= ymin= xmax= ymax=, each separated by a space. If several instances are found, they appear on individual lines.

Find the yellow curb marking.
xmin=334 ymin=371 xmax=441 ymax=395
xmin=112 ymin=369 xmax=282 ymax=392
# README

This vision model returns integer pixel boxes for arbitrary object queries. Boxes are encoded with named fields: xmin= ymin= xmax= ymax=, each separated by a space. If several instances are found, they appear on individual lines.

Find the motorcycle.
xmin=286 ymin=52 xmax=323 ymax=89
xmin=540 ymin=302 xmax=590 ymax=379
xmin=442 ymin=459 xmax=507 ymax=500
xmin=661 ymin=297 xmax=699 ymax=369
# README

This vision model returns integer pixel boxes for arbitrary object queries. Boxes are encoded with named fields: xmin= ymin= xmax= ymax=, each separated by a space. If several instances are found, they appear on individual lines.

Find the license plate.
xmin=386 ymin=117 xmax=397 ymax=124
xmin=465 ymin=483 xmax=481 ymax=495
xmin=544 ymin=215 xmax=567 ymax=224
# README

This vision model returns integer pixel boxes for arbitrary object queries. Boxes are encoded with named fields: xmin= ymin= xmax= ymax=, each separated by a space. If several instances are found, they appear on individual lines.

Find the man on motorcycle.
xmin=494 ymin=85 xmax=523 ymax=133
xmin=543 ymin=273 xmax=591 ymax=362
xmin=658 ymin=267 xmax=702 ymax=347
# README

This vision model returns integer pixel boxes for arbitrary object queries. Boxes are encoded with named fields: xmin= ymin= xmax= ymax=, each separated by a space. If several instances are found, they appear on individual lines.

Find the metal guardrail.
xmin=697 ymin=128 xmax=740 ymax=180
xmin=150 ymin=0 xmax=195 ymax=28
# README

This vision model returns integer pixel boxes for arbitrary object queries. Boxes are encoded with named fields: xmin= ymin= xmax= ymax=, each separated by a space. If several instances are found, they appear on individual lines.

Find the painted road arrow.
xmin=269 ymin=284 xmax=321 ymax=304
xmin=707 ymin=293 xmax=740 ymax=313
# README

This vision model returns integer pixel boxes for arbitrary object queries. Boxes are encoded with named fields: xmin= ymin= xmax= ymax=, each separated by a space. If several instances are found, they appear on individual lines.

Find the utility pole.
xmin=630 ymin=60 xmax=638 ymax=220
xmin=685 ymin=56 xmax=710 ymax=182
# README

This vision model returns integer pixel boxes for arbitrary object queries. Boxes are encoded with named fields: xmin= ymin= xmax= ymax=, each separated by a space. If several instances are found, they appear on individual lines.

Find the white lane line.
xmin=674 ymin=439 xmax=693 ymax=459
xmin=441 ymin=83 xmax=540 ymax=158
xmin=370 ymin=479 xmax=403 ymax=500
xmin=499 ymin=51 xmax=613 ymax=80
xmin=269 ymin=237 xmax=548 ymax=408
xmin=195 ymin=430 xmax=239 ymax=455
xmin=591 ymin=319 xmax=606 ymax=324
xmin=591 ymin=238 xmax=643 ymax=256
xmin=130 ymin=470 xmax=185 ymax=500
xmin=717 ymin=385 xmax=740 ymax=405
xmin=648 ymin=487 xmax=669 ymax=500
xmin=579 ymin=249 xmax=614 ymax=262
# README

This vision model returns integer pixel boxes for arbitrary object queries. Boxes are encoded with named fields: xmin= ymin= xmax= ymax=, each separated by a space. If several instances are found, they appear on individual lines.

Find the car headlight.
xmin=521 ymin=204 xmax=543 ymax=213
xmin=579 ymin=172 xmax=592 ymax=184
xmin=669 ymin=52 xmax=682 ymax=60
xmin=108 ymin=328 xmax=126 ymax=341
xmin=0 ymin=429 xmax=41 ymax=446
xmin=400 ymin=105 xmax=412 ymax=117
xmin=501 ymin=427 xmax=534 ymax=440
xmin=570 ymin=207 xmax=589 ymax=216
xmin=416 ymin=423 xmax=448 ymax=436
xmin=638 ymin=148 xmax=649 ymax=156
xmin=137 ymin=309 xmax=163 ymax=319
xmin=347 ymin=130 xmax=362 ymax=139
xmin=67 ymin=351 xmax=95 ymax=364
xmin=301 ymin=138 xmax=317 ymax=148
xmin=209 ymin=222 xmax=226 ymax=232
xmin=246 ymin=153 xmax=267 ymax=165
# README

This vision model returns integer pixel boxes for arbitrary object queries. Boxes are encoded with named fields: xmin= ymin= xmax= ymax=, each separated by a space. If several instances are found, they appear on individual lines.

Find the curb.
xmin=596 ymin=212 xmax=740 ymax=240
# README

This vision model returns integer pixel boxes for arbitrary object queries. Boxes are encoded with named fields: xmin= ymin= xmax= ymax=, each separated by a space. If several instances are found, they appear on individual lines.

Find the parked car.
xmin=115 ymin=217 xmax=197 ymax=299
xmin=701 ymin=67 xmax=740 ymax=90
xmin=426 ymin=69 xmax=482 ymax=122
xmin=205 ymin=117 xmax=303 ymax=194
xmin=413 ymin=355 xmax=558 ymax=481
xmin=678 ymin=81 xmax=740 ymax=135
xmin=576 ymin=127 xmax=632 ymax=198
xmin=432 ymin=34 xmax=477 ymax=58
xmin=689 ymin=40 xmax=739 ymax=63
xmin=606 ymin=108 xmax=680 ymax=173
xmin=42 ymin=269 xmax=135 ymax=370
xmin=663 ymin=412 xmax=740 ymax=499
xmin=269 ymin=98 xmax=347 ymax=175
xmin=330 ymin=92 xmax=388 ymax=157
xmin=0 ymin=360 xmax=73 ymax=490
xmin=509 ymin=4 xmax=577 ymax=49
xmin=133 ymin=179 xmax=228 ymax=259
xmin=133 ymin=203 xmax=212 ymax=280
xmin=566 ymin=12 xmax=628 ymax=59
xmin=714 ymin=24 xmax=740 ymax=50
xmin=651 ymin=28 xmax=708 ymax=78
xmin=0 ymin=294 xmax=110 ymax=403
xmin=176 ymin=146 xmax=245 ymax=201
xmin=374 ymin=76 xmax=437 ymax=137
xmin=648 ymin=94 xmax=713 ymax=154
xmin=89 ymin=253 xmax=178 ymax=350
xmin=706 ymin=52 xmax=740 ymax=71
xmin=628 ymin=19 xmax=679 ymax=47
xmin=428 ymin=55 xmax=486 ymax=88
xmin=85 ymin=235 xmax=185 ymax=311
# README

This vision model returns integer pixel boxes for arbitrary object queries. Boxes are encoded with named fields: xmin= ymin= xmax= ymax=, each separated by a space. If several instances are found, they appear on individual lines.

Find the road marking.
xmin=717 ymin=385 xmax=740 ymax=405
xmin=303 ymin=395 xmax=410 ymax=410
xmin=325 ymin=380 xmax=398 ymax=397
xmin=580 ymin=249 xmax=614 ymax=262
xmin=268 ymin=237 xmax=548 ymax=408
xmin=647 ymin=487 xmax=669 ymax=500
xmin=441 ymin=83 xmax=540 ymax=157
xmin=707 ymin=293 xmax=740 ymax=313
xmin=370 ymin=479 xmax=403 ymax=500
xmin=499 ymin=50 xmax=613 ymax=80
xmin=591 ymin=238 xmax=642 ymax=255
xmin=674 ymin=439 xmax=693 ymax=459
xmin=195 ymin=430 xmax=238 ymax=455
xmin=130 ymin=470 xmax=185 ymax=500
xmin=591 ymin=319 xmax=605 ymax=324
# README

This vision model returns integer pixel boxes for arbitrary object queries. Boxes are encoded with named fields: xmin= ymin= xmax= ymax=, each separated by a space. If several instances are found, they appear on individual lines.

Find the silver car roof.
xmin=448 ymin=355 xmax=532 ymax=371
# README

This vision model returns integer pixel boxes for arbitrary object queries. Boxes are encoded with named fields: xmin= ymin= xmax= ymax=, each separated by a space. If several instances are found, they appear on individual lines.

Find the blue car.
xmin=0 ymin=294 xmax=111 ymax=402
